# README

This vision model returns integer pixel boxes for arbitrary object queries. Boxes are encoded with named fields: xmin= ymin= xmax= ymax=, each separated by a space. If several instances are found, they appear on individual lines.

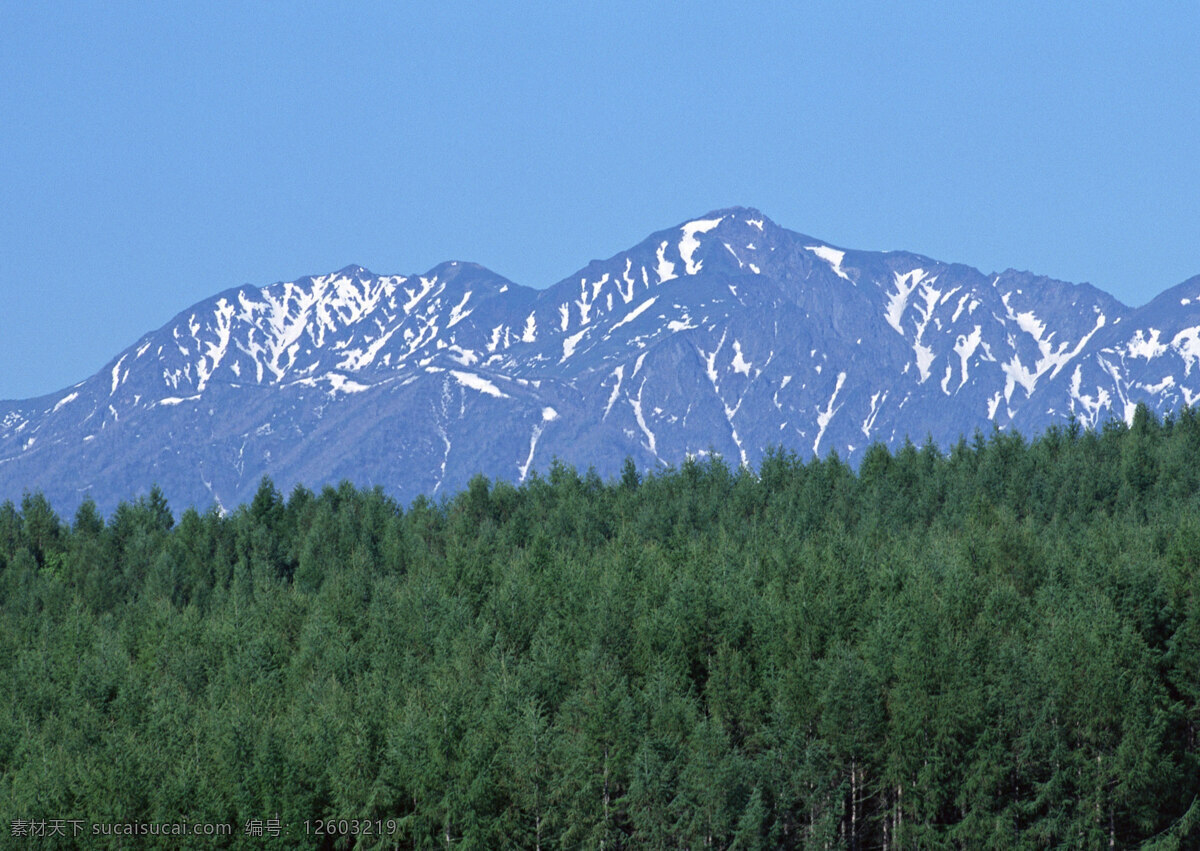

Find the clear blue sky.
xmin=2 ymin=2 xmax=1198 ymax=400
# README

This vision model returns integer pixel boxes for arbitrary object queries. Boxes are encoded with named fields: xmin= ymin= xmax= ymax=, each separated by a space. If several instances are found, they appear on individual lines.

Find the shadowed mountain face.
xmin=3 ymin=207 xmax=1198 ymax=514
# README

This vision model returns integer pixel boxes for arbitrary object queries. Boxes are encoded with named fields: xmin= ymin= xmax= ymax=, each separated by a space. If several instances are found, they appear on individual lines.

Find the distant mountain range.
xmin=3 ymin=207 xmax=1199 ymax=515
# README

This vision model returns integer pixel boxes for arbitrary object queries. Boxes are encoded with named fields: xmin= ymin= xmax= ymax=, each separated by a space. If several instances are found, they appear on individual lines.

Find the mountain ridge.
xmin=2 ymin=207 xmax=1197 ymax=514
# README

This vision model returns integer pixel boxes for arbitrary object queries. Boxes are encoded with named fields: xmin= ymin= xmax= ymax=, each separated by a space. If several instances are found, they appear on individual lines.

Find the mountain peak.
xmin=2 ymin=210 xmax=1197 ymax=516
xmin=699 ymin=204 xmax=770 ymax=221
xmin=676 ymin=207 xmax=779 ymax=238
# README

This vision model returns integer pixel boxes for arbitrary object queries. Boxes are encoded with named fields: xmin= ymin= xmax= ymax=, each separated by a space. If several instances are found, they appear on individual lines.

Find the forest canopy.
xmin=2 ymin=404 xmax=1199 ymax=848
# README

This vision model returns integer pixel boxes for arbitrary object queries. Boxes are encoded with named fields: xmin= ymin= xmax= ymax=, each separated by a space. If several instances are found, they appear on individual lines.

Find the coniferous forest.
xmin=3 ymin=404 xmax=1200 ymax=849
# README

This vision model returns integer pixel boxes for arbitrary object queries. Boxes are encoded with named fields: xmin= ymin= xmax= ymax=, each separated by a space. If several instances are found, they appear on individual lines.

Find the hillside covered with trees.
xmin=2 ymin=404 xmax=1200 ymax=848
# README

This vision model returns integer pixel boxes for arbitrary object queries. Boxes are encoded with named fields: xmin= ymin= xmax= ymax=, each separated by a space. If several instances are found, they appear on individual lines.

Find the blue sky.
xmin=2 ymin=2 xmax=1197 ymax=400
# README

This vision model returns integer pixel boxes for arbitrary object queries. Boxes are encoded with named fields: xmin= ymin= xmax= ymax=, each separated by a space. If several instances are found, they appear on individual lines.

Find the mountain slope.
xmin=2 ymin=207 xmax=1196 ymax=514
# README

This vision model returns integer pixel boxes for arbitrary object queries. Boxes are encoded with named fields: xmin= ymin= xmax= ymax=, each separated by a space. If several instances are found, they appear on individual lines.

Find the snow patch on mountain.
xmin=862 ymin=390 xmax=886 ymax=438
xmin=655 ymin=242 xmax=677 ymax=284
xmin=608 ymin=297 xmax=657 ymax=335
xmin=448 ymin=291 xmax=473 ymax=327
xmin=110 ymin=355 xmax=127 ymax=395
xmin=603 ymin=366 xmax=624 ymax=420
xmin=451 ymin=370 xmax=508 ymax=398
xmin=953 ymin=326 xmax=983 ymax=390
xmin=1173 ymin=327 xmax=1200 ymax=375
xmin=679 ymin=217 xmax=723 ymax=275
xmin=1125 ymin=328 xmax=1167 ymax=361
xmin=885 ymin=269 xmax=928 ymax=335
xmin=629 ymin=379 xmax=657 ymax=457
xmin=561 ymin=328 xmax=589 ymax=362
xmin=402 ymin=276 xmax=434 ymax=314
xmin=326 ymin=373 xmax=369 ymax=395
xmin=806 ymin=245 xmax=851 ymax=281
xmin=813 ymin=372 xmax=847 ymax=454
xmin=731 ymin=341 xmax=752 ymax=376
xmin=1000 ymin=296 xmax=1107 ymax=402
xmin=1141 ymin=375 xmax=1175 ymax=395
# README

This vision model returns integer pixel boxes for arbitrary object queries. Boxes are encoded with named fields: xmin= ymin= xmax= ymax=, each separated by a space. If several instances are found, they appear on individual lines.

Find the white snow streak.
xmin=520 ymin=410 xmax=558 ymax=482
xmin=518 ymin=424 xmax=545 ymax=482
xmin=884 ymin=268 xmax=927 ymax=335
xmin=940 ymin=364 xmax=954 ymax=395
xmin=951 ymin=293 xmax=971 ymax=324
xmin=862 ymin=390 xmax=886 ymax=438
xmin=1141 ymin=375 xmax=1175 ymax=395
xmin=1000 ymin=304 xmax=1106 ymax=401
xmin=987 ymin=391 xmax=1003 ymax=420
xmin=629 ymin=378 xmax=657 ymax=456
xmin=338 ymin=323 xmax=402 ymax=371
xmin=619 ymin=258 xmax=637 ymax=304
xmin=655 ymin=242 xmax=678 ymax=283
xmin=450 ymin=370 xmax=508 ymax=398
xmin=603 ymin=366 xmax=624 ymax=419
xmin=952 ymin=325 xmax=983 ymax=391
xmin=561 ymin=328 xmax=588 ymax=362
xmin=447 ymin=345 xmax=478 ymax=367
xmin=1172 ymin=327 xmax=1200 ymax=375
xmin=197 ymin=298 xmax=235 ymax=390
xmin=667 ymin=313 xmax=698 ymax=332
xmin=111 ymin=355 xmax=127 ymax=395
xmin=805 ymin=245 xmax=851 ymax=281
xmin=576 ymin=274 xmax=607 ymax=325
xmin=608 ymin=297 xmax=657 ymax=334
xmin=699 ymin=330 xmax=727 ymax=387
xmin=730 ymin=427 xmax=748 ymax=467
xmin=448 ymin=291 xmax=473 ymax=327
xmin=326 ymin=373 xmax=369 ymax=394
xmin=679 ymin=217 xmax=723 ymax=275
xmin=813 ymin=372 xmax=847 ymax=455
xmin=1067 ymin=364 xmax=1110 ymax=427
xmin=731 ymin=341 xmax=752 ymax=376
xmin=403 ymin=276 xmax=437 ymax=314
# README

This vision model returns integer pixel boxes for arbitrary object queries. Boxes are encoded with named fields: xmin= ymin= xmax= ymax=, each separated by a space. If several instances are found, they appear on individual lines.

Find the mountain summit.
xmin=3 ymin=208 xmax=1198 ymax=513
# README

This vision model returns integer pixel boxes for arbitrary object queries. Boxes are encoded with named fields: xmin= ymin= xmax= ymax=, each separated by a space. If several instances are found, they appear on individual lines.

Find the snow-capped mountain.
xmin=2 ymin=207 xmax=1197 ymax=514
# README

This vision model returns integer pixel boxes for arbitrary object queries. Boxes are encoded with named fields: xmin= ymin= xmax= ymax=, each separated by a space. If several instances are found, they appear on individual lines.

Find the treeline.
xmin=2 ymin=405 xmax=1200 ymax=848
